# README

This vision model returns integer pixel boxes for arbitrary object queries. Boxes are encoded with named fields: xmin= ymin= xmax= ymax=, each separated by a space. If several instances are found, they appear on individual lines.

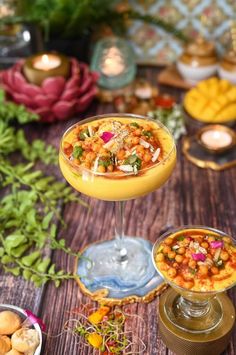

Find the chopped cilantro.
xmin=72 ymin=146 xmax=83 ymax=159
xmin=143 ymin=130 xmax=152 ymax=138
xmin=130 ymin=122 xmax=140 ymax=128
xmin=125 ymin=154 xmax=142 ymax=170
xmin=79 ymin=129 xmax=89 ymax=141
xmin=98 ymin=158 xmax=112 ymax=168
xmin=188 ymin=268 xmax=196 ymax=275
xmin=176 ymin=236 xmax=185 ymax=241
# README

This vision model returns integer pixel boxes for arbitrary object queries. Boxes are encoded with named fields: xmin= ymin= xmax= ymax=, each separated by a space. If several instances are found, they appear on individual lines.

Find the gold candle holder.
xmin=23 ymin=52 xmax=71 ymax=86
xmin=197 ymin=124 xmax=236 ymax=154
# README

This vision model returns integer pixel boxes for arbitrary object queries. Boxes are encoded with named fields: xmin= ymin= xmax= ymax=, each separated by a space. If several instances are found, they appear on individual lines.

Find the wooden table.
xmin=0 ymin=67 xmax=235 ymax=355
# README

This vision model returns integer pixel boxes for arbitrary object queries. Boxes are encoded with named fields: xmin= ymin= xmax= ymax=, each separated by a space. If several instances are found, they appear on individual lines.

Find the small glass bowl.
xmin=152 ymin=226 xmax=236 ymax=333
xmin=0 ymin=304 xmax=42 ymax=355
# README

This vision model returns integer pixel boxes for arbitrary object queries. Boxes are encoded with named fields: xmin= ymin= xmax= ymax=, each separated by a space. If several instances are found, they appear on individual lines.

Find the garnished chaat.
xmin=155 ymin=229 xmax=236 ymax=292
xmin=63 ymin=119 xmax=163 ymax=174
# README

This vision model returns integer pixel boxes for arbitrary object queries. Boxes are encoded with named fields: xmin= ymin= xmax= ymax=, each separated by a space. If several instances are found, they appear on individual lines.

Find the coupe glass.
xmin=59 ymin=113 xmax=176 ymax=299
xmin=152 ymin=226 xmax=236 ymax=333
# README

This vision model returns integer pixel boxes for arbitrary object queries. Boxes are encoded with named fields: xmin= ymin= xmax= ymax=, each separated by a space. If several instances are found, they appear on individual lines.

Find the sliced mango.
xmin=184 ymin=78 xmax=236 ymax=122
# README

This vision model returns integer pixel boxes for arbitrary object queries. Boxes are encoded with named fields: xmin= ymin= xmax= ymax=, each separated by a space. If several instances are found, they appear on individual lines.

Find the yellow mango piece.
xmin=216 ymin=94 xmax=229 ymax=107
xmin=218 ymin=79 xmax=232 ymax=93
xmin=197 ymin=81 xmax=210 ymax=95
xmin=87 ymin=332 xmax=103 ymax=349
xmin=208 ymin=100 xmax=222 ymax=114
xmin=225 ymin=87 xmax=236 ymax=102
xmin=88 ymin=306 xmax=110 ymax=325
xmin=215 ymin=103 xmax=236 ymax=122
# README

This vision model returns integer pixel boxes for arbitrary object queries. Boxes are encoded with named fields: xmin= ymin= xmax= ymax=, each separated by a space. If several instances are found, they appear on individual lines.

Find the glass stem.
xmin=178 ymin=296 xmax=210 ymax=318
xmin=114 ymin=201 xmax=128 ymax=262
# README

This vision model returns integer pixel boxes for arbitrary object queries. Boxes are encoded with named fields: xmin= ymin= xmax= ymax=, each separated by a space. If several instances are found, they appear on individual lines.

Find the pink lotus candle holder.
xmin=0 ymin=58 xmax=99 ymax=123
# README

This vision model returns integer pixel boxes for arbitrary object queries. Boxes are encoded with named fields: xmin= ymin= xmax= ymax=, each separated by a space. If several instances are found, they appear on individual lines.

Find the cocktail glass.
xmin=152 ymin=226 xmax=236 ymax=333
xmin=59 ymin=113 xmax=176 ymax=299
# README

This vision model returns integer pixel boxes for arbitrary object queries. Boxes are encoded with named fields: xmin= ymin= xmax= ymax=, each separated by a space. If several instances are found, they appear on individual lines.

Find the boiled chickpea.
xmin=173 ymin=262 xmax=179 ymax=268
xmin=168 ymin=268 xmax=177 ymax=278
xmin=174 ymin=275 xmax=184 ymax=286
xmin=93 ymin=143 xmax=100 ymax=152
xmin=117 ymin=149 xmax=126 ymax=160
xmin=210 ymin=266 xmax=219 ymax=275
xmin=159 ymin=262 xmax=168 ymax=271
xmin=175 ymin=255 xmax=184 ymax=263
xmin=182 ymin=258 xmax=189 ymax=265
xmin=220 ymin=251 xmax=229 ymax=261
xmin=164 ymin=238 xmax=173 ymax=246
xmin=134 ymin=128 xmax=142 ymax=136
xmin=132 ymin=137 xmax=140 ymax=145
xmin=156 ymin=253 xmax=164 ymax=262
xmin=64 ymin=141 xmax=72 ymax=149
xmin=177 ymin=247 xmax=186 ymax=255
xmin=107 ymin=165 xmax=114 ymax=172
xmin=188 ymin=260 xmax=197 ymax=269
xmin=163 ymin=246 xmax=171 ymax=254
xmin=168 ymin=251 xmax=176 ymax=259
xmin=198 ymin=265 xmax=208 ymax=277
xmin=86 ymin=152 xmax=96 ymax=161
xmin=97 ymin=165 xmax=106 ymax=173
xmin=143 ymin=153 xmax=152 ymax=163
xmin=136 ymin=145 xmax=145 ymax=153
xmin=201 ymin=242 xmax=209 ymax=249
xmin=223 ymin=237 xmax=232 ymax=244
xmin=184 ymin=281 xmax=194 ymax=289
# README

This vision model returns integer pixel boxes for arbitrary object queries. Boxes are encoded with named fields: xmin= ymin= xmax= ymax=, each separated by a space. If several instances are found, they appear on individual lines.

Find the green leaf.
xmin=4 ymin=234 xmax=27 ymax=250
xmin=42 ymin=211 xmax=54 ymax=229
xmin=21 ymin=251 xmax=41 ymax=267
xmin=36 ymin=258 xmax=51 ymax=273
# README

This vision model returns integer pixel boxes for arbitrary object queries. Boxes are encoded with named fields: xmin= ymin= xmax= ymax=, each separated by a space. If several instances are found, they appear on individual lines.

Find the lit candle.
xmin=23 ymin=52 xmax=70 ymax=86
xmin=33 ymin=54 xmax=61 ymax=71
xmin=101 ymin=46 xmax=125 ymax=77
xmin=198 ymin=125 xmax=235 ymax=153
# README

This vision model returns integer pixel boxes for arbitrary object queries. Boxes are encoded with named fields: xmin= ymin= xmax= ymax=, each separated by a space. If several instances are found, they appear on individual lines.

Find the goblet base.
xmin=159 ymin=288 xmax=235 ymax=355
xmin=165 ymin=289 xmax=223 ymax=333
xmin=76 ymin=237 xmax=165 ymax=304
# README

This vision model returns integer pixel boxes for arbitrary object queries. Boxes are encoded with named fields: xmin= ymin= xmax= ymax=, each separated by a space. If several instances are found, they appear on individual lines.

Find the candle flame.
xmin=42 ymin=54 xmax=49 ymax=64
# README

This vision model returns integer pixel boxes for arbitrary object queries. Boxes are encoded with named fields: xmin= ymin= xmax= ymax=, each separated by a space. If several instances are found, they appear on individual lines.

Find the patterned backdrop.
xmin=127 ymin=0 xmax=236 ymax=64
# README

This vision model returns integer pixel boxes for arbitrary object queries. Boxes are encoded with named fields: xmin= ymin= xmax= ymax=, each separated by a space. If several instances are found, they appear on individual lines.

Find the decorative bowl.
xmin=177 ymin=37 xmax=218 ymax=84
xmin=0 ymin=304 xmax=42 ymax=355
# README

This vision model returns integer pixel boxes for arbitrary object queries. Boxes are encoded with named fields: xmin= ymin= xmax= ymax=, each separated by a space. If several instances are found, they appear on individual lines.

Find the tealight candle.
xmin=101 ymin=46 xmax=125 ymax=77
xmin=23 ymin=52 xmax=70 ymax=86
xmin=198 ymin=125 xmax=236 ymax=153
xmin=33 ymin=54 xmax=61 ymax=71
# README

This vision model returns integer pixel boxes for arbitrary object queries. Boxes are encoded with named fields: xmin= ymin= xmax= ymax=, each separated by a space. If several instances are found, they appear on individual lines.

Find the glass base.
xmin=164 ymin=290 xmax=223 ymax=333
xmin=77 ymin=237 xmax=164 ymax=299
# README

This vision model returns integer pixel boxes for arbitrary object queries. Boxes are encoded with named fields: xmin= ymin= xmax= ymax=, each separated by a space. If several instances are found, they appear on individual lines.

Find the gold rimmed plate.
xmin=182 ymin=135 xmax=236 ymax=171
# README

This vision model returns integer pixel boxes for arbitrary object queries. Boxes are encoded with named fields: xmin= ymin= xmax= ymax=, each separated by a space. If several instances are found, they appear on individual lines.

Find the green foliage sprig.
xmin=0 ymin=0 xmax=189 ymax=42
xmin=0 ymin=89 xmax=84 ymax=287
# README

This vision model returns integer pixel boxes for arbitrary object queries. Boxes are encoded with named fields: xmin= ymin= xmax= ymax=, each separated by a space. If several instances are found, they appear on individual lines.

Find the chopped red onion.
xmin=210 ymin=241 xmax=224 ymax=249
xmin=100 ymin=131 xmax=114 ymax=143
xmin=192 ymin=253 xmax=206 ymax=261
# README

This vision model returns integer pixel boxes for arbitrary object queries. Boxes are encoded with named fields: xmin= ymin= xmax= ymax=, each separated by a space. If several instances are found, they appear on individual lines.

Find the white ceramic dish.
xmin=177 ymin=61 xmax=218 ymax=85
xmin=218 ymin=67 xmax=236 ymax=84
xmin=0 ymin=304 xmax=42 ymax=355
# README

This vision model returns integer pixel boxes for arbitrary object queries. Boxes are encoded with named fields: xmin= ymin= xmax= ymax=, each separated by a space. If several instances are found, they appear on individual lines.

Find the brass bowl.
xmin=196 ymin=124 xmax=236 ymax=154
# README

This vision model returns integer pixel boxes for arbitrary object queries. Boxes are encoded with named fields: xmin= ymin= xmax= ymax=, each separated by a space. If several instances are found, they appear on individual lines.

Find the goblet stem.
xmin=114 ymin=201 xmax=128 ymax=262
xmin=176 ymin=296 xmax=210 ymax=318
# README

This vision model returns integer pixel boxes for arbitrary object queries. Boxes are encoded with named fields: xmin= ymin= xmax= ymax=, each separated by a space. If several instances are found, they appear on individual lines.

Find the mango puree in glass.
xmin=59 ymin=117 xmax=176 ymax=201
